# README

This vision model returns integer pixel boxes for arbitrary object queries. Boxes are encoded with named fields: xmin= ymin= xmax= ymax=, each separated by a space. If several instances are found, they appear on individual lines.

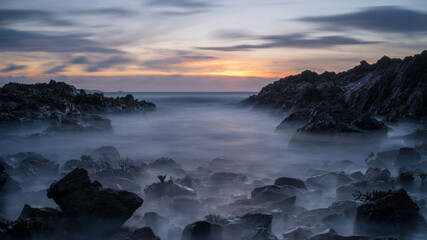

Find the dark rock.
xmin=328 ymin=201 xmax=357 ymax=216
xmin=274 ymin=176 xmax=307 ymax=189
xmin=363 ymin=167 xmax=391 ymax=183
xmin=243 ymin=51 xmax=427 ymax=120
xmin=149 ymin=157 xmax=180 ymax=169
xmin=141 ymin=211 xmax=169 ymax=235
xmin=306 ymin=172 xmax=353 ymax=189
xmin=131 ymin=227 xmax=161 ymax=240
xmin=46 ymin=113 xmax=112 ymax=132
xmin=224 ymin=212 xmax=277 ymax=240
xmin=0 ymin=170 xmax=21 ymax=194
xmin=0 ymin=80 xmax=155 ymax=123
xmin=365 ymin=152 xmax=387 ymax=168
xmin=336 ymin=181 xmax=370 ymax=200
xmin=282 ymin=227 xmax=313 ymax=240
xmin=181 ymin=221 xmax=223 ymax=240
xmin=309 ymin=228 xmax=337 ymax=240
xmin=208 ymin=158 xmax=239 ymax=171
xmin=354 ymin=188 xmax=426 ymax=236
xmin=47 ymin=168 xmax=143 ymax=234
xmin=394 ymin=147 xmax=421 ymax=168
xmin=276 ymin=109 xmax=310 ymax=130
xmin=63 ymin=155 xmax=100 ymax=172
xmin=13 ymin=153 xmax=59 ymax=178
xmin=251 ymin=185 xmax=291 ymax=202
xmin=144 ymin=176 xmax=196 ymax=199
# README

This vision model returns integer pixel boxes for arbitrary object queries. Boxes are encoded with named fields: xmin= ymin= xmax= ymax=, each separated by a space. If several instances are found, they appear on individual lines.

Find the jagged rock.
xmin=354 ymin=188 xmax=426 ymax=236
xmin=306 ymin=172 xmax=353 ymax=189
xmin=46 ymin=113 xmax=112 ymax=132
xmin=181 ymin=221 xmax=223 ymax=240
xmin=144 ymin=177 xmax=196 ymax=199
xmin=131 ymin=227 xmax=161 ymax=240
xmin=141 ymin=211 xmax=169 ymax=235
xmin=224 ymin=213 xmax=277 ymax=240
xmin=251 ymin=185 xmax=291 ymax=202
xmin=350 ymin=171 xmax=364 ymax=181
xmin=244 ymin=51 xmax=427 ymax=120
xmin=282 ymin=227 xmax=313 ymax=240
xmin=276 ymin=109 xmax=310 ymax=130
xmin=47 ymin=168 xmax=143 ymax=234
xmin=309 ymin=228 xmax=337 ymax=240
xmin=393 ymin=147 xmax=421 ymax=168
xmin=363 ymin=167 xmax=391 ymax=183
xmin=274 ymin=176 xmax=307 ymax=189
xmin=0 ymin=80 xmax=155 ymax=123
xmin=365 ymin=152 xmax=387 ymax=168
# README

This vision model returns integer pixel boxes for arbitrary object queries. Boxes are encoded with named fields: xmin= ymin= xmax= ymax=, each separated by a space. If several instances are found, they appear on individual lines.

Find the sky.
xmin=0 ymin=0 xmax=427 ymax=91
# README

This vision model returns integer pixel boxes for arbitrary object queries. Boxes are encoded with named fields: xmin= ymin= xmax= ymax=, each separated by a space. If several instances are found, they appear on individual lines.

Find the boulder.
xmin=144 ymin=176 xmax=196 ymax=199
xmin=224 ymin=213 xmax=277 ymax=240
xmin=131 ymin=227 xmax=161 ymax=240
xmin=251 ymin=185 xmax=291 ymax=202
xmin=362 ymin=167 xmax=391 ymax=183
xmin=306 ymin=172 xmax=353 ymax=189
xmin=47 ymin=168 xmax=143 ymax=233
xmin=394 ymin=148 xmax=421 ymax=168
xmin=282 ymin=227 xmax=313 ymax=240
xmin=141 ymin=211 xmax=169 ymax=235
xmin=181 ymin=221 xmax=223 ymax=240
xmin=274 ymin=176 xmax=307 ymax=189
xmin=354 ymin=188 xmax=426 ymax=236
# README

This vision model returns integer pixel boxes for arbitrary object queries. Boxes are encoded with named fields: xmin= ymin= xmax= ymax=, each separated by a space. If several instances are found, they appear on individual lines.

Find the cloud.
xmin=85 ymin=56 xmax=133 ymax=72
xmin=142 ymin=50 xmax=216 ymax=71
xmin=1 ymin=64 xmax=28 ymax=72
xmin=299 ymin=6 xmax=427 ymax=34
xmin=198 ymin=33 xmax=378 ymax=51
xmin=67 ymin=8 xmax=138 ymax=17
xmin=0 ymin=9 xmax=75 ymax=26
xmin=71 ymin=56 xmax=90 ymax=64
xmin=147 ymin=0 xmax=215 ymax=9
xmin=0 ymin=28 xmax=122 ymax=53
xmin=44 ymin=65 xmax=67 ymax=74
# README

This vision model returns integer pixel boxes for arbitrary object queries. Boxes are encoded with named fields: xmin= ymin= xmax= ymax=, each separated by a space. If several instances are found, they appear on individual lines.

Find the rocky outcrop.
xmin=244 ymin=51 xmax=427 ymax=121
xmin=354 ymin=188 xmax=426 ymax=236
xmin=0 ymin=80 xmax=155 ymax=123
xmin=47 ymin=168 xmax=143 ymax=234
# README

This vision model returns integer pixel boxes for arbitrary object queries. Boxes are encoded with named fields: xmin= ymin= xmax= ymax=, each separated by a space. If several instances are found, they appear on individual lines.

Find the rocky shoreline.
xmin=243 ymin=51 xmax=426 ymax=138
xmin=0 ymin=80 xmax=156 ymax=132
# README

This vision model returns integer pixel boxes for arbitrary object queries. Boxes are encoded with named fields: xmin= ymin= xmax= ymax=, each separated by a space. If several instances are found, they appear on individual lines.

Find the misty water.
xmin=1 ymin=92 xmax=426 ymax=239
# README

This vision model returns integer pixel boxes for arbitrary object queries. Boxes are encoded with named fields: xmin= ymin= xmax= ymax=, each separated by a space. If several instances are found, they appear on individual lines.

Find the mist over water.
xmin=1 ymin=92 xmax=426 ymax=239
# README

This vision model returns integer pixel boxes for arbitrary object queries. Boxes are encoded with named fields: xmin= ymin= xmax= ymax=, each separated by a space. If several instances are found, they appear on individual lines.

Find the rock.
xmin=328 ymin=201 xmax=357 ymax=216
xmin=306 ymin=172 xmax=353 ymax=189
xmin=362 ymin=167 xmax=391 ymax=183
xmin=47 ymin=168 xmax=143 ymax=234
xmin=63 ymin=155 xmax=100 ymax=172
xmin=282 ymin=227 xmax=313 ymax=240
xmin=336 ymin=181 xmax=370 ymax=200
xmin=354 ymin=188 xmax=426 ymax=236
xmin=181 ymin=221 xmax=223 ymax=240
xmin=274 ymin=176 xmax=307 ymax=189
xmin=365 ymin=152 xmax=387 ymax=168
xmin=131 ymin=227 xmax=161 ymax=240
xmin=394 ymin=147 xmax=421 ymax=168
xmin=149 ymin=157 xmax=180 ymax=169
xmin=91 ymin=146 xmax=121 ymax=169
xmin=210 ymin=172 xmax=247 ymax=185
xmin=14 ymin=155 xmax=59 ymax=179
xmin=0 ymin=167 xmax=21 ymax=194
xmin=243 ymin=51 xmax=427 ymax=120
xmin=251 ymin=185 xmax=292 ymax=202
xmin=309 ymin=228 xmax=337 ymax=240
xmin=144 ymin=176 xmax=196 ymax=199
xmin=276 ymin=109 xmax=310 ymax=130
xmin=224 ymin=212 xmax=277 ymax=240
xmin=141 ymin=211 xmax=169 ymax=235
xmin=46 ymin=113 xmax=112 ymax=132
xmin=0 ymin=80 xmax=156 ymax=123
xmin=350 ymin=171 xmax=364 ymax=181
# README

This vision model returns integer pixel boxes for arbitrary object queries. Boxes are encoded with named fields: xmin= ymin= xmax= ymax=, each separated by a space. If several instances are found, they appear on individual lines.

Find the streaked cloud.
xmin=198 ymin=33 xmax=378 ymax=51
xmin=0 ymin=28 xmax=122 ymax=53
xmin=0 ymin=9 xmax=75 ymax=26
xmin=44 ymin=65 xmax=67 ymax=74
xmin=0 ymin=64 xmax=28 ymax=72
xmin=299 ymin=6 xmax=427 ymax=34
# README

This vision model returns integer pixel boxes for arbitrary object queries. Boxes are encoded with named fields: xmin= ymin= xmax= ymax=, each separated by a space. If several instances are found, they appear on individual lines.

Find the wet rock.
xmin=251 ymin=185 xmax=292 ymax=202
xmin=350 ymin=171 xmax=364 ymax=181
xmin=144 ymin=175 xmax=196 ymax=199
xmin=12 ymin=153 xmax=59 ymax=178
xmin=47 ymin=168 xmax=143 ymax=234
xmin=91 ymin=146 xmax=121 ymax=169
xmin=394 ymin=147 xmax=421 ymax=168
xmin=362 ymin=167 xmax=391 ymax=183
xmin=131 ymin=227 xmax=161 ymax=240
xmin=210 ymin=172 xmax=247 ymax=185
xmin=365 ymin=152 xmax=387 ymax=168
xmin=224 ymin=212 xmax=277 ymax=240
xmin=336 ymin=181 xmax=370 ymax=200
xmin=328 ymin=201 xmax=357 ymax=217
xmin=141 ymin=211 xmax=169 ymax=235
xmin=309 ymin=228 xmax=336 ymax=240
xmin=274 ymin=176 xmax=307 ymax=190
xmin=282 ymin=226 xmax=313 ymax=240
xmin=276 ymin=109 xmax=310 ymax=130
xmin=0 ymin=80 xmax=155 ymax=124
xmin=0 ymin=165 xmax=21 ymax=194
xmin=181 ymin=221 xmax=223 ymax=240
xmin=46 ymin=113 xmax=112 ymax=132
xmin=354 ymin=188 xmax=426 ymax=236
xmin=63 ymin=155 xmax=100 ymax=172
xmin=306 ymin=172 xmax=353 ymax=190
